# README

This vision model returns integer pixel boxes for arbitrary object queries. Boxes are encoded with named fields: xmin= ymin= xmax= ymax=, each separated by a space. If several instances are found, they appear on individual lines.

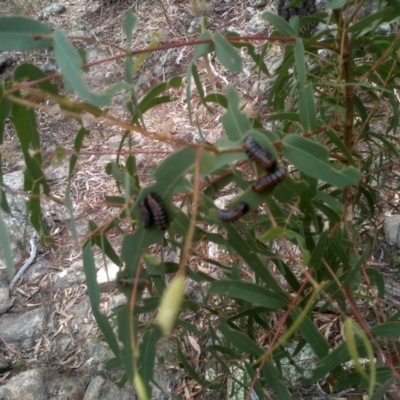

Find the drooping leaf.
xmin=298 ymin=83 xmax=317 ymax=133
xmin=0 ymin=16 xmax=52 ymax=51
xmin=0 ymin=218 xmax=14 ymax=280
xmin=209 ymin=281 xmax=290 ymax=309
xmin=220 ymin=87 xmax=252 ymax=141
xmin=213 ymin=32 xmax=242 ymax=73
xmin=124 ymin=11 xmax=138 ymax=47
xmin=283 ymin=135 xmax=360 ymax=188
xmin=262 ymin=11 xmax=297 ymax=37
xmin=83 ymin=241 xmax=120 ymax=357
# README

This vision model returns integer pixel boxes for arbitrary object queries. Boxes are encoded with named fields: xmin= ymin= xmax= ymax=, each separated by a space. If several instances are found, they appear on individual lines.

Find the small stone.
xmin=83 ymin=376 xmax=105 ymax=400
xmin=40 ymin=64 xmax=58 ymax=74
xmin=245 ymin=13 xmax=267 ymax=34
xmin=0 ymin=368 xmax=84 ymax=400
xmin=384 ymin=215 xmax=400 ymax=247
xmin=0 ymin=279 xmax=13 ymax=315
xmin=188 ymin=17 xmax=201 ymax=34
xmin=0 ymin=308 xmax=46 ymax=349
xmin=249 ymin=0 xmax=267 ymax=6
xmin=68 ymin=30 xmax=87 ymax=37
xmin=41 ymin=3 xmax=66 ymax=16
xmin=0 ymin=53 xmax=13 ymax=74
xmin=87 ymin=3 xmax=101 ymax=13
xmin=0 ymin=353 xmax=9 ymax=371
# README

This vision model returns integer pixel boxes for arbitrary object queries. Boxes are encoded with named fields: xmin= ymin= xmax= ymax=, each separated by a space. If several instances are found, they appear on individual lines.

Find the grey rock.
xmin=54 ymin=262 xmax=85 ymax=288
xmin=2 ymin=170 xmax=24 ymax=192
xmin=249 ymin=0 xmax=267 ymax=6
xmin=0 ymin=172 xmax=37 ymax=287
xmin=68 ymin=30 xmax=87 ymax=38
xmin=0 ymin=53 xmax=13 ymax=74
xmin=87 ymin=3 xmax=101 ymax=13
xmin=0 ymin=368 xmax=85 ymax=400
xmin=0 ymin=279 xmax=13 ymax=315
xmin=40 ymin=63 xmax=58 ymax=75
xmin=188 ymin=17 xmax=202 ymax=34
xmin=242 ymin=7 xmax=254 ymax=21
xmin=96 ymin=384 xmax=137 ymax=400
xmin=245 ymin=13 xmax=267 ymax=34
xmin=250 ymin=80 xmax=269 ymax=97
xmin=0 ymin=353 xmax=9 ymax=371
xmin=42 ymin=3 xmax=66 ymax=16
xmin=384 ymin=215 xmax=400 ymax=247
xmin=83 ymin=375 xmax=105 ymax=400
xmin=0 ymin=308 xmax=46 ymax=349
xmin=376 ymin=23 xmax=393 ymax=36
xmin=96 ymin=262 xmax=119 ymax=292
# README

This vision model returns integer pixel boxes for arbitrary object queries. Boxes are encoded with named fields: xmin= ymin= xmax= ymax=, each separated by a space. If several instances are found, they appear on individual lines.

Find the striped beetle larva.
xmin=117 ymin=276 xmax=149 ymax=289
xmin=143 ymin=192 xmax=169 ymax=230
xmin=139 ymin=198 xmax=153 ymax=228
xmin=243 ymin=136 xmax=276 ymax=170
xmin=217 ymin=202 xmax=249 ymax=222
xmin=252 ymin=167 xmax=288 ymax=193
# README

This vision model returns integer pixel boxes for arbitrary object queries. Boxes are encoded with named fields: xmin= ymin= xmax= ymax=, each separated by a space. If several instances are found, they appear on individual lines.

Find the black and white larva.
xmin=252 ymin=167 xmax=288 ymax=193
xmin=118 ymin=276 xmax=149 ymax=289
xmin=139 ymin=198 xmax=153 ymax=228
xmin=143 ymin=192 xmax=169 ymax=230
xmin=243 ymin=136 xmax=276 ymax=170
xmin=217 ymin=202 xmax=249 ymax=222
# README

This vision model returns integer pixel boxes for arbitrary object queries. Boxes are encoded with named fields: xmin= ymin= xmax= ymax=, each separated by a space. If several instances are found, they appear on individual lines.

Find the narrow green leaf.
xmin=125 ymin=56 xmax=133 ymax=84
xmin=83 ymin=241 xmax=120 ymax=357
xmin=169 ymin=76 xmax=183 ymax=88
xmin=262 ymin=11 xmax=297 ymax=37
xmin=243 ymin=362 xmax=267 ymax=400
xmin=54 ymin=30 xmax=130 ymax=107
xmin=203 ymin=93 xmax=228 ymax=108
xmin=133 ymin=36 xmax=159 ymax=72
xmin=153 ymin=147 xmax=196 ymax=196
xmin=365 ymin=268 xmax=385 ymax=298
xmin=261 ymin=361 xmax=293 ymax=398
xmin=209 ymin=281 xmax=289 ymax=309
xmin=213 ymin=32 xmax=242 ymax=73
xmin=219 ymin=319 xmax=264 ymax=357
xmin=193 ymin=32 xmax=214 ymax=59
xmin=0 ymin=16 xmax=52 ymax=51
xmin=294 ymin=38 xmax=306 ymax=89
xmin=294 ymin=310 xmax=330 ymax=358
xmin=89 ymin=221 xmax=121 ymax=267
xmin=309 ymin=231 xmax=328 ymax=272
xmin=370 ymin=378 xmax=395 ymax=400
xmin=116 ymin=306 xmax=136 ymax=386
xmin=123 ymin=11 xmax=138 ymax=47
xmin=220 ymin=87 xmax=252 ymax=141
xmin=11 ymin=103 xmax=40 ymax=151
xmin=298 ymin=83 xmax=316 ymax=133
xmin=177 ymin=342 xmax=207 ymax=384
xmin=283 ymin=135 xmax=360 ymax=188
xmin=65 ymin=186 xmax=78 ymax=243
xmin=13 ymin=63 xmax=58 ymax=95
xmin=370 ymin=321 xmax=400 ymax=337
xmin=0 ymin=218 xmax=14 ymax=280
xmin=347 ymin=7 xmax=395 ymax=35
xmin=266 ymin=112 xmax=300 ymax=123
xmin=326 ymin=0 xmax=346 ymax=9
xmin=69 ymin=127 xmax=89 ymax=176
xmin=0 ymin=87 xmax=11 ymax=145
xmin=138 ymin=328 xmax=161 ymax=393
xmin=387 ymin=0 xmax=400 ymax=14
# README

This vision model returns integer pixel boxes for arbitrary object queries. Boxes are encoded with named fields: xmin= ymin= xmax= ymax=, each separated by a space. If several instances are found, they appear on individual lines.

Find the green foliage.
xmin=1 ymin=1 xmax=400 ymax=398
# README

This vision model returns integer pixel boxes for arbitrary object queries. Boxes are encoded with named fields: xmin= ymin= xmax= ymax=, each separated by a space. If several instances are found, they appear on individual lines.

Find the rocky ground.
xmin=1 ymin=0 xmax=400 ymax=399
